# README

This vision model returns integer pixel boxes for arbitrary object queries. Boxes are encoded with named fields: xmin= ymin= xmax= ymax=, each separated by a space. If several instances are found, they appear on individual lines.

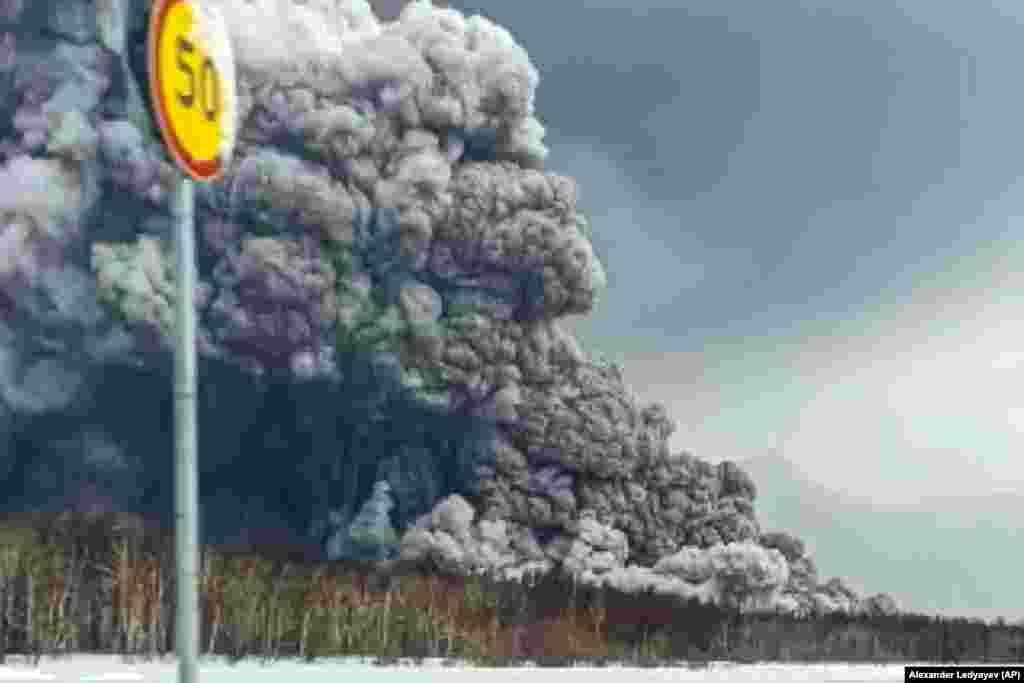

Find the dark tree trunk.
xmin=0 ymin=583 xmax=8 ymax=664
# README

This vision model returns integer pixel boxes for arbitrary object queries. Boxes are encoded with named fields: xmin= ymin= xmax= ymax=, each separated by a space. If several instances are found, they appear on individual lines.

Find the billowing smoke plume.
xmin=0 ymin=0 xmax=896 ymax=616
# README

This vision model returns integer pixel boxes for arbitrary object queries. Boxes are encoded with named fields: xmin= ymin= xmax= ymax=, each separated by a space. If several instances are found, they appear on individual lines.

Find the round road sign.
xmin=147 ymin=0 xmax=237 ymax=182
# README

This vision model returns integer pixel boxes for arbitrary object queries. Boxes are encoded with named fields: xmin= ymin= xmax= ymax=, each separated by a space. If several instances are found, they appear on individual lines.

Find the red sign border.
xmin=147 ymin=0 xmax=225 ymax=181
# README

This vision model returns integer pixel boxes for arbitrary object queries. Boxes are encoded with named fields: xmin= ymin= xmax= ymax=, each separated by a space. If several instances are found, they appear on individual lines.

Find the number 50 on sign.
xmin=148 ymin=0 xmax=237 ymax=181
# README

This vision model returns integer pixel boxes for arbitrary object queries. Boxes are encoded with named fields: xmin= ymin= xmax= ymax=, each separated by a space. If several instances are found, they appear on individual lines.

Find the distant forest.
xmin=0 ymin=509 xmax=1021 ymax=666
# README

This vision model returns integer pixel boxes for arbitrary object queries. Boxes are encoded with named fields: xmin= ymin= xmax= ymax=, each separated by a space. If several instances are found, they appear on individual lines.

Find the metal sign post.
xmin=173 ymin=174 xmax=198 ymax=683
xmin=147 ymin=2 xmax=236 ymax=681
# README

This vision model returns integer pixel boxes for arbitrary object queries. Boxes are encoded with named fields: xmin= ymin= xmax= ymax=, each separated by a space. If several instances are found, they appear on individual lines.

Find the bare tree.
xmin=0 ymin=525 xmax=29 ymax=663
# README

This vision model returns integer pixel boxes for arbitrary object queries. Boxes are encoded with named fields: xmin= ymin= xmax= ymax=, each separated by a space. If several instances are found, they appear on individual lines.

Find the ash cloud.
xmin=0 ymin=0 xmax=896 ymax=616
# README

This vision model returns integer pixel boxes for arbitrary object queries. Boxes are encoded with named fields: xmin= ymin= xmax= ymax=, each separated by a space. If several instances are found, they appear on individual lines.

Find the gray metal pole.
xmin=173 ymin=175 xmax=199 ymax=683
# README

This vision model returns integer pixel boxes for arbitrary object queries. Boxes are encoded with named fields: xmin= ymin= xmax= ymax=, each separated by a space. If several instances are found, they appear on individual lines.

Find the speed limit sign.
xmin=147 ymin=0 xmax=236 ymax=181
xmin=147 ymin=5 xmax=237 ymax=682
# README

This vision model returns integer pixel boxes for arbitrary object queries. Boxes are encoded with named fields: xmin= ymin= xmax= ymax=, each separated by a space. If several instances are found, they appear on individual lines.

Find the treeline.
xmin=0 ymin=509 xmax=1021 ymax=666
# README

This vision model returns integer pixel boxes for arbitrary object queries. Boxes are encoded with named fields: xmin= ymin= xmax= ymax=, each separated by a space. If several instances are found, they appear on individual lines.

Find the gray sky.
xmin=441 ymin=0 xmax=1024 ymax=503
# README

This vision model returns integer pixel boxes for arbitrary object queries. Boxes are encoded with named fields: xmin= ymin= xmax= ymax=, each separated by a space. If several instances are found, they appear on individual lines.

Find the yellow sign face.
xmin=148 ymin=0 xmax=236 ymax=181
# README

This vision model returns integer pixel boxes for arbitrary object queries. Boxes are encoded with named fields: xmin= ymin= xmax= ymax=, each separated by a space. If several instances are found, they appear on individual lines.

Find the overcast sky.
xmin=435 ymin=0 xmax=1024 ymax=503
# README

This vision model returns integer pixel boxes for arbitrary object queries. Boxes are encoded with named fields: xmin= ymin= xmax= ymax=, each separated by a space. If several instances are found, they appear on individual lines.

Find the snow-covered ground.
xmin=0 ymin=654 xmax=945 ymax=681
